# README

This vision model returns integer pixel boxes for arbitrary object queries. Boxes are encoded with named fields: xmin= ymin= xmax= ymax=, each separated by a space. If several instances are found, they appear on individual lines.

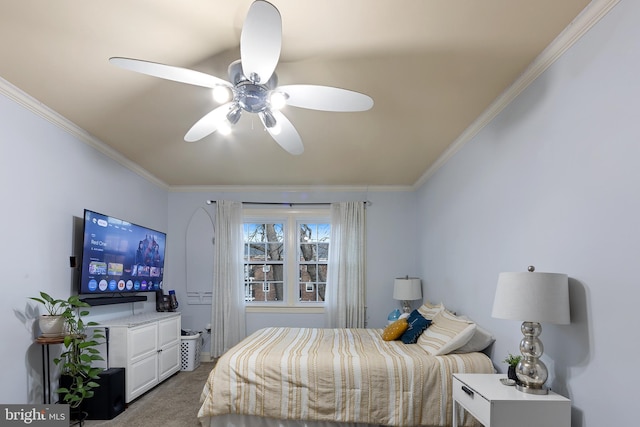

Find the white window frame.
xmin=243 ymin=208 xmax=329 ymax=313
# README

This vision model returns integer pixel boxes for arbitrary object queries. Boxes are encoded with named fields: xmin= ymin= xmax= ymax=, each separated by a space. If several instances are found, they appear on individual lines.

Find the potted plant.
xmin=503 ymin=353 xmax=521 ymax=382
xmin=54 ymin=295 xmax=105 ymax=415
xmin=29 ymin=291 xmax=68 ymax=337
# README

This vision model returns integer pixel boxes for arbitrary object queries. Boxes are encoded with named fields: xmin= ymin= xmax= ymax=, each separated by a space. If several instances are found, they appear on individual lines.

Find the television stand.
xmin=79 ymin=295 xmax=147 ymax=306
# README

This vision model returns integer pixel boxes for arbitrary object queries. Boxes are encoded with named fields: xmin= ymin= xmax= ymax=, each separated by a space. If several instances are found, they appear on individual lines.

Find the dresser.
xmin=452 ymin=373 xmax=571 ymax=427
xmin=101 ymin=312 xmax=181 ymax=403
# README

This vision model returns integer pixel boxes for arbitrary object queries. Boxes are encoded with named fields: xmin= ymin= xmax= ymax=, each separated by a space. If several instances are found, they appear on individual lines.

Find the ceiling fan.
xmin=109 ymin=0 xmax=373 ymax=155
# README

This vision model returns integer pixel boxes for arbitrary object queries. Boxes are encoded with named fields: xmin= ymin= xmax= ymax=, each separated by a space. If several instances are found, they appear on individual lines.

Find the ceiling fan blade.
xmin=240 ymin=1 xmax=282 ymax=84
xmin=261 ymin=110 xmax=304 ymax=155
xmin=184 ymin=103 xmax=234 ymax=142
xmin=109 ymin=57 xmax=231 ymax=89
xmin=278 ymin=85 xmax=374 ymax=112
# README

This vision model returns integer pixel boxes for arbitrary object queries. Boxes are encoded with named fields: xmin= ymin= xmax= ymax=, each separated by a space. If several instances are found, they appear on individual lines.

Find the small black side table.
xmin=35 ymin=335 xmax=65 ymax=404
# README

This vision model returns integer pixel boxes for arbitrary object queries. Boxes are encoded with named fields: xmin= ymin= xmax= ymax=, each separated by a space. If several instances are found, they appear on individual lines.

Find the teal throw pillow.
xmin=400 ymin=310 xmax=431 ymax=344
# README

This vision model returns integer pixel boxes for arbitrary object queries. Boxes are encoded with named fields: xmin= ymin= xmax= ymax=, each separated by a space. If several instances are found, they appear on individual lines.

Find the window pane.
xmin=251 ymin=282 xmax=283 ymax=302
xmin=299 ymin=282 xmax=317 ymax=302
xmin=298 ymin=282 xmax=326 ymax=302
xmin=317 ymin=283 xmax=326 ymax=302
xmin=317 ymin=263 xmax=327 ymax=282
xmin=297 ymin=222 xmax=330 ymax=304
xmin=299 ymin=265 xmax=317 ymax=282
xmin=318 ymin=243 xmax=329 ymax=261
xmin=299 ymin=243 xmax=315 ymax=261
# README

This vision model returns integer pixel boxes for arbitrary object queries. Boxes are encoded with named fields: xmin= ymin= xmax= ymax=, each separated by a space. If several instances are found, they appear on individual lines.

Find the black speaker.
xmin=85 ymin=367 xmax=126 ymax=420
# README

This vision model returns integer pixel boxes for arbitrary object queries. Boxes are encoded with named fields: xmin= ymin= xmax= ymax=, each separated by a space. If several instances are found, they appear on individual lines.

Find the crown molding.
xmin=168 ymin=184 xmax=414 ymax=193
xmin=0 ymin=76 xmax=169 ymax=190
xmin=413 ymin=0 xmax=621 ymax=190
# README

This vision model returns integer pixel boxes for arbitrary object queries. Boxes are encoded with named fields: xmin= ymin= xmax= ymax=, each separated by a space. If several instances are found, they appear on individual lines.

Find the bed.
xmin=198 ymin=309 xmax=495 ymax=427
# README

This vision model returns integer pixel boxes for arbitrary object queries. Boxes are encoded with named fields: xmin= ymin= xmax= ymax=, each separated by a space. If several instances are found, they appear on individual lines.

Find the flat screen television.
xmin=79 ymin=209 xmax=167 ymax=295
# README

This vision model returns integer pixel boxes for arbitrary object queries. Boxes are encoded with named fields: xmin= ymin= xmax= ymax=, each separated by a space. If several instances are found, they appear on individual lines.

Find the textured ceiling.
xmin=0 ymin=0 xmax=592 ymax=187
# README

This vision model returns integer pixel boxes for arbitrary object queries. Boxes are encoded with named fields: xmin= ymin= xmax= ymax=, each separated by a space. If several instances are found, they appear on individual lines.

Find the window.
xmin=243 ymin=209 xmax=330 ymax=308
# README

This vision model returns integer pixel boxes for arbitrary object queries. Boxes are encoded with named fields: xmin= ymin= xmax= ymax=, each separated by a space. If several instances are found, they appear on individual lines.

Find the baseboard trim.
xmin=200 ymin=352 xmax=214 ymax=363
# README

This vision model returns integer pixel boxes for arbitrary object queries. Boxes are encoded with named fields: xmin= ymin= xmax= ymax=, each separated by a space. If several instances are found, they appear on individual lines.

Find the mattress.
xmin=198 ymin=327 xmax=493 ymax=427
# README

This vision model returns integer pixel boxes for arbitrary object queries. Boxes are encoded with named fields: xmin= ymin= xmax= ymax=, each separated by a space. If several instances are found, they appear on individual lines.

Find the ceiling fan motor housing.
xmin=228 ymin=59 xmax=279 ymax=114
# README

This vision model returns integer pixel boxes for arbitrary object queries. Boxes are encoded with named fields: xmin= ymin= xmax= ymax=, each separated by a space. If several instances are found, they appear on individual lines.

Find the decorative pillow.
xmin=453 ymin=315 xmax=496 ymax=353
xmin=417 ymin=310 xmax=476 ymax=355
xmin=417 ymin=301 xmax=445 ymax=320
xmin=382 ymin=318 xmax=409 ymax=341
xmin=400 ymin=310 xmax=431 ymax=344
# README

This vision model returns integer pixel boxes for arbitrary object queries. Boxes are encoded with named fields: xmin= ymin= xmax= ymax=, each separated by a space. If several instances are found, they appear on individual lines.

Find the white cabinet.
xmin=103 ymin=312 xmax=181 ymax=403
xmin=452 ymin=374 xmax=570 ymax=427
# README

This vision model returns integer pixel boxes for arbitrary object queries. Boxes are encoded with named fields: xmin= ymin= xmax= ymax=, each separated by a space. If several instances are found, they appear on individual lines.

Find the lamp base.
xmin=401 ymin=300 xmax=412 ymax=313
xmin=515 ymin=383 xmax=549 ymax=395
xmin=515 ymin=321 xmax=549 ymax=395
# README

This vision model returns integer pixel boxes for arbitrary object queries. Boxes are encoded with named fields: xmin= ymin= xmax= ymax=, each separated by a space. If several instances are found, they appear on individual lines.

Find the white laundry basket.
xmin=180 ymin=332 xmax=201 ymax=371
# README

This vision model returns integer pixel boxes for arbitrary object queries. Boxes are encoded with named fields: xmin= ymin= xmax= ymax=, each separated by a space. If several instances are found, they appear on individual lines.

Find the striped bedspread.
xmin=198 ymin=327 xmax=493 ymax=427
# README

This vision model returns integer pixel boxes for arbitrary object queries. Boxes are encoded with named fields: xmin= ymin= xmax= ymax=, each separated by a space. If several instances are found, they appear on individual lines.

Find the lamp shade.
xmin=491 ymin=271 xmax=570 ymax=324
xmin=393 ymin=277 xmax=422 ymax=301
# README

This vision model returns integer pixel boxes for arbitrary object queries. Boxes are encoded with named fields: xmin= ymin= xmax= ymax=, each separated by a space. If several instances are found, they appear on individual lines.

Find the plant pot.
xmin=39 ymin=315 xmax=65 ymax=337
xmin=507 ymin=365 xmax=518 ymax=382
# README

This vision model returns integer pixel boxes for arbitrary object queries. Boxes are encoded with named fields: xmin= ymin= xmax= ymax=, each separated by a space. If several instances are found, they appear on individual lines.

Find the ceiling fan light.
xmin=212 ymin=85 xmax=232 ymax=103
xmin=218 ymin=121 xmax=232 ymax=135
xmin=269 ymin=91 xmax=288 ymax=110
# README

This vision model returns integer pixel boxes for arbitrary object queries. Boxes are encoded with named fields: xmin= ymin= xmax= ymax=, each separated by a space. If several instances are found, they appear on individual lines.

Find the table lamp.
xmin=393 ymin=276 xmax=422 ymax=313
xmin=491 ymin=266 xmax=570 ymax=394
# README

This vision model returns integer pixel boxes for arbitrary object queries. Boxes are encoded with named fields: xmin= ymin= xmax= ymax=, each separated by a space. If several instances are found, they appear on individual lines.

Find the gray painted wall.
xmin=415 ymin=2 xmax=635 ymax=425
xmin=1 ymin=93 xmax=168 ymax=404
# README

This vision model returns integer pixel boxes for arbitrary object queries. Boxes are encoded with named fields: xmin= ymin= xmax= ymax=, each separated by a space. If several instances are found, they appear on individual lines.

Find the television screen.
xmin=79 ymin=209 xmax=167 ymax=294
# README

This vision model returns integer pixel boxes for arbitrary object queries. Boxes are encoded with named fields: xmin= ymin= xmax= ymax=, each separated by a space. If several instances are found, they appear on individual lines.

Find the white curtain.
xmin=211 ymin=200 xmax=246 ymax=358
xmin=326 ymin=201 xmax=366 ymax=328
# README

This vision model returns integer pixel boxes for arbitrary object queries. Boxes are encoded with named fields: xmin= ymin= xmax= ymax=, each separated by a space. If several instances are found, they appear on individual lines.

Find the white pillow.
xmin=417 ymin=310 xmax=476 ymax=355
xmin=453 ymin=315 xmax=495 ymax=353
xmin=417 ymin=301 xmax=445 ymax=320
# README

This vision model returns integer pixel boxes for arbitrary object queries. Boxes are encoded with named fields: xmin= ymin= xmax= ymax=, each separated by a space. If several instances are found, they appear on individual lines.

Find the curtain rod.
xmin=205 ymin=200 xmax=371 ymax=207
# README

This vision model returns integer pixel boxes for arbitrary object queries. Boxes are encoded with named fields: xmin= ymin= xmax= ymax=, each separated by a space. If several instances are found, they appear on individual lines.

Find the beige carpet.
xmin=84 ymin=362 xmax=215 ymax=427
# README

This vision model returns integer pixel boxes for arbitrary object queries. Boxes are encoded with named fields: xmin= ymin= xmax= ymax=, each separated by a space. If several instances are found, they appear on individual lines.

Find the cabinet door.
xmin=128 ymin=354 xmax=159 ymax=402
xmin=129 ymin=322 xmax=158 ymax=363
xmin=158 ymin=342 xmax=180 ymax=381
xmin=158 ymin=316 xmax=180 ymax=349
xmin=157 ymin=315 xmax=181 ymax=381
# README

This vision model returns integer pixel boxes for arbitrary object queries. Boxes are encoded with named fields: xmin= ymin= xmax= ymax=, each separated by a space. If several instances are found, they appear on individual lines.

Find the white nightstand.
xmin=452 ymin=373 xmax=571 ymax=427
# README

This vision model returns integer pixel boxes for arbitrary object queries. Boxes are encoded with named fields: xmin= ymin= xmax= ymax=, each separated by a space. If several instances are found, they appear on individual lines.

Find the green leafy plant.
xmin=54 ymin=295 xmax=105 ymax=409
xmin=502 ymin=353 xmax=522 ymax=367
xmin=29 ymin=291 xmax=68 ymax=316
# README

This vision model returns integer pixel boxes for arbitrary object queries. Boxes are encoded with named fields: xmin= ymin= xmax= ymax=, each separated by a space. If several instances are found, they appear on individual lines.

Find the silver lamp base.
xmin=515 ymin=321 xmax=549 ymax=395
xmin=401 ymin=300 xmax=412 ymax=313
xmin=516 ymin=383 xmax=549 ymax=395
